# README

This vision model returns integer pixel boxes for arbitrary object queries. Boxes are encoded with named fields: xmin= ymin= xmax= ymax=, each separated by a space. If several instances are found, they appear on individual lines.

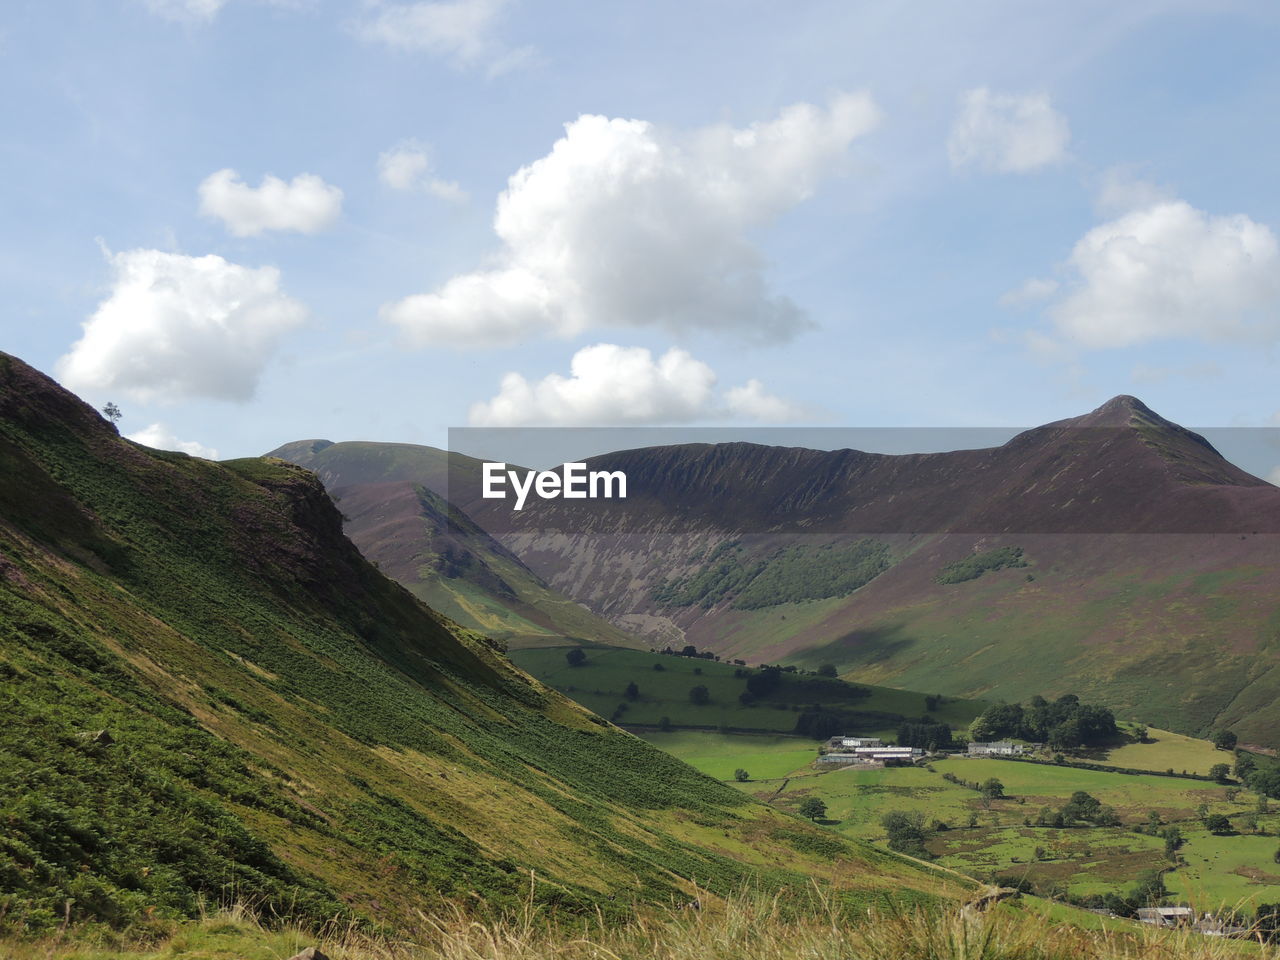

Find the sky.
xmin=3 ymin=0 xmax=1280 ymax=476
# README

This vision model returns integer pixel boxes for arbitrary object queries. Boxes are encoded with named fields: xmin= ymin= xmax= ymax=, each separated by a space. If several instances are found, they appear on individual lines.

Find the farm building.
xmin=816 ymin=743 xmax=923 ymax=768
xmin=825 ymin=736 xmax=883 ymax=751
xmin=967 ymin=741 xmax=1039 ymax=757
xmin=1136 ymin=907 xmax=1193 ymax=927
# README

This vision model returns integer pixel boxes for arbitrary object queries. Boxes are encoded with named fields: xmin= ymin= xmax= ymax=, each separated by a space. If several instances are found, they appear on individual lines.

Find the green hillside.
xmin=509 ymin=644 xmax=987 ymax=739
xmin=0 ymin=353 xmax=964 ymax=938
xmin=268 ymin=440 xmax=637 ymax=647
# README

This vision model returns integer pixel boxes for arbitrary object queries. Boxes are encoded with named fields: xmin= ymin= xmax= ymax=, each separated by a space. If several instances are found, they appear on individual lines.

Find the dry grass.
xmin=6 ymin=887 xmax=1279 ymax=960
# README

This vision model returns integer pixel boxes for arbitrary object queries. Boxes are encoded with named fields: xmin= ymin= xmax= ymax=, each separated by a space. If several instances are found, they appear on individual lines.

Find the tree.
xmin=101 ymin=402 xmax=122 ymax=426
xmin=1205 ymin=813 xmax=1232 ymax=835
xmin=734 ymin=768 xmax=750 ymax=782
xmin=624 ymin=681 xmax=639 ymax=701
xmin=798 ymin=796 xmax=827 ymax=821
xmin=1210 ymin=763 xmax=1231 ymax=783
xmin=882 ymin=810 xmax=930 ymax=857
xmin=689 ymin=684 xmax=711 ymax=706
xmin=979 ymin=778 xmax=1005 ymax=808
xmin=658 ymin=716 xmax=672 ymax=732
xmin=1130 ymin=869 xmax=1167 ymax=905
xmin=565 ymin=648 xmax=587 ymax=668
xmin=1212 ymin=729 xmax=1239 ymax=751
xmin=817 ymin=664 xmax=838 ymax=677
xmin=1063 ymin=791 xmax=1102 ymax=823
xmin=652 ymin=662 xmax=665 ymax=671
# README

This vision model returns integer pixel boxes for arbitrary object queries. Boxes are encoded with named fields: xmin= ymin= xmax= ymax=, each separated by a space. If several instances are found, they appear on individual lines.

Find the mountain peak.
xmin=1080 ymin=394 xmax=1160 ymax=426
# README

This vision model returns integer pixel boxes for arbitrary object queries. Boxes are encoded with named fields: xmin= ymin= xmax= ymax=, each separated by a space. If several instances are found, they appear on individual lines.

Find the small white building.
xmin=968 ymin=741 xmax=1036 ymax=757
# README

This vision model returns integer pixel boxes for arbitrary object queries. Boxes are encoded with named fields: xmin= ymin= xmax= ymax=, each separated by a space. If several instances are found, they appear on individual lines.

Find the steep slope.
xmin=266 ymin=440 xmax=637 ymax=647
xmin=0 ymin=354 xmax=961 ymax=935
xmin=447 ymin=397 xmax=1280 ymax=746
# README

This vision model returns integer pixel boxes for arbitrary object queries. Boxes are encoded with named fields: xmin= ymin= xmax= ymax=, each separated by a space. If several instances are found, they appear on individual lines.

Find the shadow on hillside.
xmin=828 ymin=623 xmax=916 ymax=665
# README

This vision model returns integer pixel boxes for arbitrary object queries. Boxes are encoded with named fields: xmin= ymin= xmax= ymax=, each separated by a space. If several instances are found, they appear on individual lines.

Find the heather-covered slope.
xmin=449 ymin=398 xmax=1280 ymax=746
xmin=0 ymin=353 xmax=960 ymax=935
xmin=266 ymin=440 xmax=637 ymax=647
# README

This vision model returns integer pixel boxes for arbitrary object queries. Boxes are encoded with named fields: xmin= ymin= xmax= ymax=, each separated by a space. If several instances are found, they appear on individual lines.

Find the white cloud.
xmin=378 ymin=143 xmax=467 ymax=202
xmin=358 ymin=0 xmax=530 ymax=72
xmin=948 ymin=88 xmax=1070 ymax=173
xmin=126 ymin=423 xmax=220 ymax=460
xmin=1047 ymin=201 xmax=1280 ymax=348
xmin=467 ymin=343 xmax=802 ymax=426
xmin=1094 ymin=167 xmax=1172 ymax=217
xmin=1267 ymin=466 xmax=1280 ymax=487
xmin=724 ymin=379 xmax=805 ymax=422
xmin=999 ymin=276 xmax=1059 ymax=308
xmin=198 ymin=169 xmax=343 ymax=237
xmin=385 ymin=93 xmax=881 ymax=348
xmin=58 ymin=248 xmax=307 ymax=403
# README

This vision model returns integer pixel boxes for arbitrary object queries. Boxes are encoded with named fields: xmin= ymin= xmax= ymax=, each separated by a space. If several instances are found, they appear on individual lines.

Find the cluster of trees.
xmin=1031 ymin=791 xmax=1121 ymax=827
xmin=935 ymin=545 xmax=1028 ymax=584
xmin=656 ymin=644 xmax=720 ymax=661
xmin=1234 ymin=752 xmax=1280 ymax=799
xmin=968 ymin=694 xmax=1118 ymax=750
xmin=881 ymin=810 xmax=938 ymax=859
xmin=896 ymin=720 xmax=953 ymax=750
xmin=650 ymin=539 xmax=891 ymax=610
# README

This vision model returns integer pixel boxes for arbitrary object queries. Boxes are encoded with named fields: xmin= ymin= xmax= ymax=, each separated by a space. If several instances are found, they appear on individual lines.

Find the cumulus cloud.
xmin=358 ymin=0 xmax=532 ymax=73
xmin=1046 ymin=200 xmax=1280 ymax=348
xmin=1268 ymin=466 xmax=1280 ymax=487
xmin=126 ymin=423 xmax=220 ymax=460
xmin=378 ymin=143 xmax=466 ymax=202
xmin=1094 ymin=167 xmax=1173 ymax=217
xmin=948 ymin=88 xmax=1070 ymax=173
xmin=198 ymin=169 xmax=343 ymax=237
xmin=385 ymin=93 xmax=881 ymax=348
xmin=58 ymin=248 xmax=307 ymax=403
xmin=467 ymin=343 xmax=803 ymax=426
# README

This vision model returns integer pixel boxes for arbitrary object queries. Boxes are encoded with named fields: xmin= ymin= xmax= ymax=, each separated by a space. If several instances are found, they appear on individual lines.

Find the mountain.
xmin=0 ymin=353 xmax=961 ymax=934
xmin=442 ymin=397 xmax=1280 ymax=747
xmin=266 ymin=440 xmax=638 ymax=647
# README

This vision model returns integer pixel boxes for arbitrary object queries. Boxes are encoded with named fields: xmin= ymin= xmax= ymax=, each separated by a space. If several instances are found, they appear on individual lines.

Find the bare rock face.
xmin=287 ymin=948 xmax=330 ymax=960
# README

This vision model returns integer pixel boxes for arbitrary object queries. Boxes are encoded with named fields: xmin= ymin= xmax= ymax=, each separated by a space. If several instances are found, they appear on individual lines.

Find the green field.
xmin=753 ymin=752 xmax=1280 ymax=909
xmin=1095 ymin=728 xmax=1231 ymax=777
xmin=635 ymin=731 xmax=821 ymax=781
xmin=509 ymin=644 xmax=987 ymax=737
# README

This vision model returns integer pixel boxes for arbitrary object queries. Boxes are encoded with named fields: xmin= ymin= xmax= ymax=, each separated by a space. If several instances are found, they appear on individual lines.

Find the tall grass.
xmin=7 ymin=888 xmax=1278 ymax=960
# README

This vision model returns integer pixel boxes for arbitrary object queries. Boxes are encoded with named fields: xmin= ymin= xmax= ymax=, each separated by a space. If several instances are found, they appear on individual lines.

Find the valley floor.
xmin=641 ymin=729 xmax=1280 ymax=910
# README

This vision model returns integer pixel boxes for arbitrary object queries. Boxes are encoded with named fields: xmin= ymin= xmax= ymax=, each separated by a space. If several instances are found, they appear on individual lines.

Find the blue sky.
xmin=3 ymin=0 xmax=1280 ymax=472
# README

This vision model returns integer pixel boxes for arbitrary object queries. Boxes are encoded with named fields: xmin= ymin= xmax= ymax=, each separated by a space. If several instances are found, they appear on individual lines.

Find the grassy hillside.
xmin=509 ymin=644 xmax=987 ymax=738
xmin=0 ymin=354 xmax=964 ymax=938
xmin=268 ymin=440 xmax=637 ymax=647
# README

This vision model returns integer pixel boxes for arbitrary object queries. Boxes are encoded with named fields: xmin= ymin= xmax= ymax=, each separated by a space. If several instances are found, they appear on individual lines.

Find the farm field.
xmin=755 ymin=753 xmax=1280 ymax=908
xmin=635 ymin=731 xmax=821 ymax=781
xmin=509 ymin=644 xmax=987 ymax=736
xmin=1094 ymin=728 xmax=1229 ymax=777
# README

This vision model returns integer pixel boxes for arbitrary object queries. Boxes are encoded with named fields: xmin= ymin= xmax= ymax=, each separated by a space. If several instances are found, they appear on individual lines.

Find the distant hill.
xmin=265 ymin=439 xmax=639 ymax=647
xmin=0 ymin=353 xmax=961 ymax=934
xmin=444 ymin=397 xmax=1280 ymax=748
